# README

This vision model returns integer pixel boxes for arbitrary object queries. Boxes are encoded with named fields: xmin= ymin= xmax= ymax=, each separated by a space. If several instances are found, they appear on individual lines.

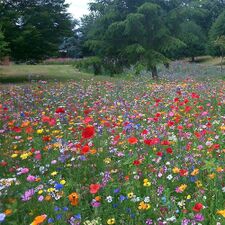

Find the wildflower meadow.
xmin=0 ymin=78 xmax=225 ymax=225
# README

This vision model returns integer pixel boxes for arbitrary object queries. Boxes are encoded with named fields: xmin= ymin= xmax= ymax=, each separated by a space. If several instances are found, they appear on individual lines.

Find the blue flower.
xmin=74 ymin=214 xmax=81 ymax=220
xmin=119 ymin=195 xmax=126 ymax=202
xmin=54 ymin=206 xmax=60 ymax=211
xmin=48 ymin=218 xmax=54 ymax=223
xmin=56 ymin=214 xmax=63 ymax=220
xmin=113 ymin=188 xmax=120 ymax=193
xmin=55 ymin=183 xmax=63 ymax=190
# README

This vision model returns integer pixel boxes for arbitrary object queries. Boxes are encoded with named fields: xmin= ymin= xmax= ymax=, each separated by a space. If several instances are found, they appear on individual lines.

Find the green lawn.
xmin=0 ymin=64 xmax=94 ymax=83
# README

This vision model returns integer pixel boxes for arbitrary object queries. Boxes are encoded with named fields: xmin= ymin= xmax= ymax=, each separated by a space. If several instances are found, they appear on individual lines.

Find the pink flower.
xmin=21 ymin=168 xmax=29 ymax=174
xmin=27 ymin=175 xmax=36 ymax=182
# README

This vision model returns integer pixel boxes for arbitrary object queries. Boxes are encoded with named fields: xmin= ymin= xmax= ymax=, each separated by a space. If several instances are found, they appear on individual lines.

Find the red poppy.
xmin=167 ymin=121 xmax=175 ymax=127
xmin=12 ymin=127 xmax=22 ymax=133
xmin=90 ymin=184 xmax=101 ymax=194
xmin=180 ymin=169 xmax=188 ymax=177
xmin=55 ymin=107 xmax=65 ymax=113
xmin=161 ymin=140 xmax=170 ymax=146
xmin=84 ymin=117 xmax=93 ymax=124
xmin=25 ymin=127 xmax=33 ymax=134
xmin=48 ymin=118 xmax=56 ymax=126
xmin=191 ymin=93 xmax=200 ymax=99
xmin=42 ymin=116 xmax=50 ymax=123
xmin=192 ymin=203 xmax=203 ymax=212
xmin=166 ymin=147 xmax=173 ymax=154
xmin=114 ymin=135 xmax=120 ymax=142
xmin=133 ymin=160 xmax=141 ymax=166
xmin=141 ymin=129 xmax=148 ymax=135
xmin=81 ymin=145 xmax=90 ymax=155
xmin=128 ymin=137 xmax=138 ymax=144
xmin=42 ymin=136 xmax=51 ymax=142
xmin=84 ymin=109 xmax=92 ymax=115
xmin=82 ymin=126 xmax=95 ymax=139
xmin=144 ymin=138 xmax=160 ymax=146
xmin=156 ymin=151 xmax=163 ymax=157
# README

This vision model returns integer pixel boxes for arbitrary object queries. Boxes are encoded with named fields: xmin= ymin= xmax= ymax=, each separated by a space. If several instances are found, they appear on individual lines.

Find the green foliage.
xmin=83 ymin=1 xmax=188 ymax=77
xmin=75 ymin=57 xmax=102 ymax=75
xmin=178 ymin=21 xmax=206 ymax=61
xmin=0 ymin=28 xmax=9 ymax=59
xmin=0 ymin=0 xmax=73 ymax=61
xmin=209 ymin=9 xmax=225 ymax=56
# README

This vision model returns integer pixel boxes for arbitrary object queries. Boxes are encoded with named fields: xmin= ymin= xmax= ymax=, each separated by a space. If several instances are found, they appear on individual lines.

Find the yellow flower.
xmin=104 ymin=158 xmax=111 ymax=164
xmin=47 ymin=188 xmax=55 ymax=193
xmin=127 ymin=192 xmax=134 ymax=198
xmin=20 ymin=153 xmax=29 ymax=160
xmin=217 ymin=209 xmax=225 ymax=217
xmin=60 ymin=180 xmax=66 ymax=185
xmin=186 ymin=195 xmax=191 ymax=200
xmin=143 ymin=179 xmax=151 ymax=187
xmin=138 ymin=201 xmax=151 ymax=210
xmin=191 ymin=169 xmax=199 ymax=176
xmin=107 ymin=218 xmax=115 ymax=224
xmin=173 ymin=167 xmax=180 ymax=173
xmin=195 ymin=180 xmax=203 ymax=188
xmin=11 ymin=154 xmax=18 ymax=158
xmin=38 ymin=190 xmax=43 ymax=195
xmin=51 ymin=171 xmax=58 ymax=176
xmin=37 ymin=129 xmax=43 ymax=134
xmin=179 ymin=184 xmax=187 ymax=192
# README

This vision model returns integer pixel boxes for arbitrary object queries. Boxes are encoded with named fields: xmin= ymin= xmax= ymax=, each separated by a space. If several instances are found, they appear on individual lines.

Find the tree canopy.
xmin=1 ymin=0 xmax=225 ymax=77
xmin=0 ymin=0 xmax=74 ymax=61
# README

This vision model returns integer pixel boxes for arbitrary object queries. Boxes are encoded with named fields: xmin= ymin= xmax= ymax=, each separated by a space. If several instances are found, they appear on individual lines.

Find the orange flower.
xmin=95 ymin=196 xmax=101 ymax=201
xmin=30 ymin=214 xmax=47 ymax=225
xmin=4 ymin=209 xmax=12 ymax=215
xmin=68 ymin=192 xmax=79 ymax=206
xmin=45 ymin=195 xmax=51 ymax=201
xmin=128 ymin=137 xmax=138 ymax=144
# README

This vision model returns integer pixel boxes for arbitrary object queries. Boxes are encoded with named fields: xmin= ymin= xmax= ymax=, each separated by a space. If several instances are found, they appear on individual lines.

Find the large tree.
xmin=85 ymin=0 xmax=185 ymax=78
xmin=178 ymin=21 xmax=206 ymax=62
xmin=1 ymin=0 xmax=73 ymax=61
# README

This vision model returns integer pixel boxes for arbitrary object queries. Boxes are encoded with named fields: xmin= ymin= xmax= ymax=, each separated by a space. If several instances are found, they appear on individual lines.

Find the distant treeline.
xmin=1 ymin=0 xmax=225 ymax=77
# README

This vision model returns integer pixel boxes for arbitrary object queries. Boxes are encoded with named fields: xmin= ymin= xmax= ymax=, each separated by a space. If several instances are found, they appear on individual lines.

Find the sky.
xmin=65 ymin=0 xmax=92 ymax=19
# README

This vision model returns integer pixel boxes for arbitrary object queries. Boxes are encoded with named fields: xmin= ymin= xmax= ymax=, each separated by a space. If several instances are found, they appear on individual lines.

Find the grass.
xmin=0 ymin=65 xmax=92 ymax=83
xmin=0 ymin=64 xmax=119 ymax=83
xmin=188 ymin=56 xmax=225 ymax=66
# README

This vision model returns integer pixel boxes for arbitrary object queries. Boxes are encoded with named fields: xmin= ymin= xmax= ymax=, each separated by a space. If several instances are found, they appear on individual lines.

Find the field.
xmin=0 ymin=63 xmax=225 ymax=225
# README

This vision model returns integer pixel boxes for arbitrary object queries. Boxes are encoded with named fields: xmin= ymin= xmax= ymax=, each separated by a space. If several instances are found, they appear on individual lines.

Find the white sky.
xmin=65 ymin=0 xmax=92 ymax=19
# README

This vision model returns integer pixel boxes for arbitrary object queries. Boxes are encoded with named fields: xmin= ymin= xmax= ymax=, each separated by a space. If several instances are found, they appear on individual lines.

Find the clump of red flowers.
xmin=82 ymin=126 xmax=95 ymax=139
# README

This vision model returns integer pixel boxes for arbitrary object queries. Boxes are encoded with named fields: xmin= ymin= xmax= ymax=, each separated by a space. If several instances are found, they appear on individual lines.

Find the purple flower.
xmin=21 ymin=189 xmax=35 ymax=201
xmin=146 ymin=218 xmax=153 ymax=224
xmin=91 ymin=199 xmax=101 ymax=208
xmin=194 ymin=214 xmax=204 ymax=222
xmin=181 ymin=219 xmax=191 ymax=225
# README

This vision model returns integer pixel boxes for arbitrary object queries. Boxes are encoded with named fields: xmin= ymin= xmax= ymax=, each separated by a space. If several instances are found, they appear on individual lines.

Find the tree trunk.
xmin=152 ymin=66 xmax=158 ymax=79
xmin=191 ymin=56 xmax=195 ymax=62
